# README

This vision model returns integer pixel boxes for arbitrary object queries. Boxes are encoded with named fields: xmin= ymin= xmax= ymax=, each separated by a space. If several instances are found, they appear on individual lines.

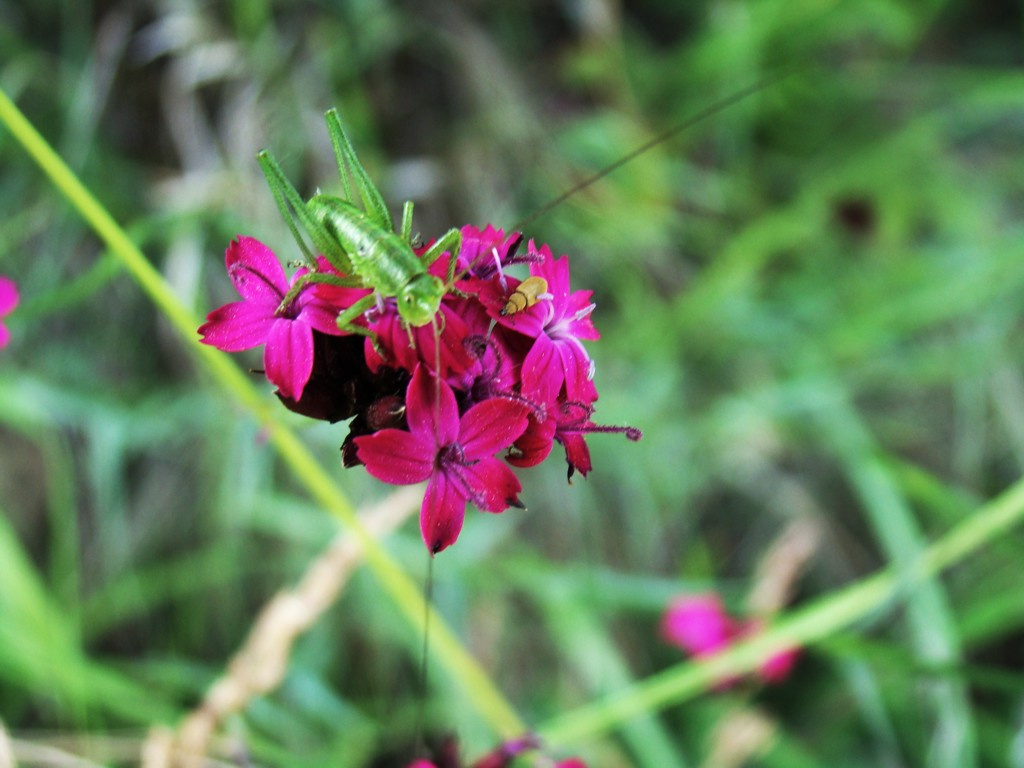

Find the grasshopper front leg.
xmin=335 ymin=293 xmax=380 ymax=338
xmin=418 ymin=227 xmax=463 ymax=285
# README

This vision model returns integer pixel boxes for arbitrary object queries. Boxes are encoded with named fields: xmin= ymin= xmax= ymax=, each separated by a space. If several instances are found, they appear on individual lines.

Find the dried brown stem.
xmin=700 ymin=708 xmax=777 ymax=768
xmin=746 ymin=515 xmax=822 ymax=617
xmin=142 ymin=486 xmax=423 ymax=768
xmin=0 ymin=719 xmax=13 ymax=768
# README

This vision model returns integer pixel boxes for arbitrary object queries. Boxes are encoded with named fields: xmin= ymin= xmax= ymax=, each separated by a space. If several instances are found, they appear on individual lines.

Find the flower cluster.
xmin=0 ymin=276 xmax=18 ymax=349
xmin=200 ymin=225 xmax=640 ymax=554
xmin=661 ymin=593 xmax=799 ymax=686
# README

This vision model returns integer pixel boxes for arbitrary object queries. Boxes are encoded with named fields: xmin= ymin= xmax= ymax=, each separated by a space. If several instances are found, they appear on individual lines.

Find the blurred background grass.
xmin=2 ymin=0 xmax=1024 ymax=765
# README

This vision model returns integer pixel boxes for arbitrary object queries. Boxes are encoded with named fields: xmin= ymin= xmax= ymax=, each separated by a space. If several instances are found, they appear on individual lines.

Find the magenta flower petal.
xmin=198 ymin=301 xmax=278 ymax=351
xmin=0 ymin=276 xmax=18 ymax=349
xmin=411 ymin=305 xmax=475 ymax=378
xmin=456 ymin=308 xmax=520 ymax=396
xmin=459 ymin=399 xmax=530 ymax=460
xmin=559 ymin=432 xmax=592 ymax=478
xmin=356 ymin=429 xmax=434 ymax=484
xmin=515 ymin=288 xmax=597 ymax=404
xmin=297 ymin=297 xmax=348 ymax=336
xmin=541 ymin=249 xmax=571 ymax=303
xmin=298 ymin=270 xmax=368 ymax=336
xmin=0 ymin=277 xmax=18 ymax=315
xmin=226 ymin=236 xmax=288 ymax=301
xmin=312 ymin=282 xmax=371 ymax=315
xmin=555 ymin=337 xmax=598 ymax=403
xmin=200 ymin=237 xmax=349 ymax=371
xmin=661 ymin=594 xmax=735 ymax=655
xmin=460 ymin=457 xmax=523 ymax=513
xmin=507 ymin=417 xmax=556 ymax=468
xmin=422 ymin=471 xmax=467 ymax=554
xmin=563 ymin=289 xmax=600 ymax=341
xmin=264 ymin=318 xmax=315 ymax=399
xmin=521 ymin=333 xmax=560 ymax=403
xmin=759 ymin=646 xmax=800 ymax=682
xmin=406 ymin=364 xmax=459 ymax=446
xmin=368 ymin=302 xmax=475 ymax=380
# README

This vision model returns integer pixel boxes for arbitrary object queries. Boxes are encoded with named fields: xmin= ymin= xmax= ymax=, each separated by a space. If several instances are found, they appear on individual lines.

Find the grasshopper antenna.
xmin=513 ymin=66 xmax=804 ymax=232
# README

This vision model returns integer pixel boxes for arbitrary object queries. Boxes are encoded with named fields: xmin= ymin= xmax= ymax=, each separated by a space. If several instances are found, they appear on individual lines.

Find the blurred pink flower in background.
xmin=0 ymin=276 xmax=19 ymax=349
xmin=661 ymin=593 xmax=799 ymax=686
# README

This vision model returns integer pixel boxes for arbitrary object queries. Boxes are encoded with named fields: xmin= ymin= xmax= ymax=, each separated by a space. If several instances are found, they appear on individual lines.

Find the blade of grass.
xmin=537 ymin=469 xmax=1024 ymax=745
xmin=839 ymin=659 xmax=907 ymax=767
xmin=814 ymin=383 xmax=975 ymax=768
xmin=0 ymin=507 xmax=177 ymax=724
xmin=0 ymin=86 xmax=525 ymax=738
xmin=543 ymin=593 xmax=690 ymax=767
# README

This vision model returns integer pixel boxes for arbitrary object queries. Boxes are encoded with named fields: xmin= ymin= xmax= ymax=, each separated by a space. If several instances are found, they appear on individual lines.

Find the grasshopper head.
xmin=398 ymin=273 xmax=446 ymax=327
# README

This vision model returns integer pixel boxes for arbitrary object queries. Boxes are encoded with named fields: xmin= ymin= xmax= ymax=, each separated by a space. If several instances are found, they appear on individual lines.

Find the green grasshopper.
xmin=258 ymin=109 xmax=462 ymax=338
xmin=260 ymin=73 xmax=789 ymax=342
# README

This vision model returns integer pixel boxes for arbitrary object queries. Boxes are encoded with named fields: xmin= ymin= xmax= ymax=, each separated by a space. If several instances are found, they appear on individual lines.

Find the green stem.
xmin=0 ymin=86 xmax=525 ymax=738
xmin=537 ymin=471 xmax=1024 ymax=745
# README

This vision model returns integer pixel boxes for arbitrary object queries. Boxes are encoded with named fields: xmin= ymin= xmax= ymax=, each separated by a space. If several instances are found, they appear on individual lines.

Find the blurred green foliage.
xmin=2 ymin=0 xmax=1024 ymax=766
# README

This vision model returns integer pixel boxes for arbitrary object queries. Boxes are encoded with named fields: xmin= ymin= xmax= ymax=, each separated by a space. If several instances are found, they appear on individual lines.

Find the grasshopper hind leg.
xmin=324 ymin=109 xmax=394 ymax=232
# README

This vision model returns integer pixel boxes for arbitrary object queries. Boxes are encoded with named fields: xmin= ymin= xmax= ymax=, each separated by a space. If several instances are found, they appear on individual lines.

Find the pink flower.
xmin=662 ymin=593 xmax=799 ymax=686
xmin=355 ymin=364 xmax=530 ymax=554
xmin=198 ymin=237 xmax=362 ymax=399
xmin=662 ymin=593 xmax=736 ymax=655
xmin=0 ymin=276 xmax=18 ymax=349
xmin=0 ymin=276 xmax=18 ymax=348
